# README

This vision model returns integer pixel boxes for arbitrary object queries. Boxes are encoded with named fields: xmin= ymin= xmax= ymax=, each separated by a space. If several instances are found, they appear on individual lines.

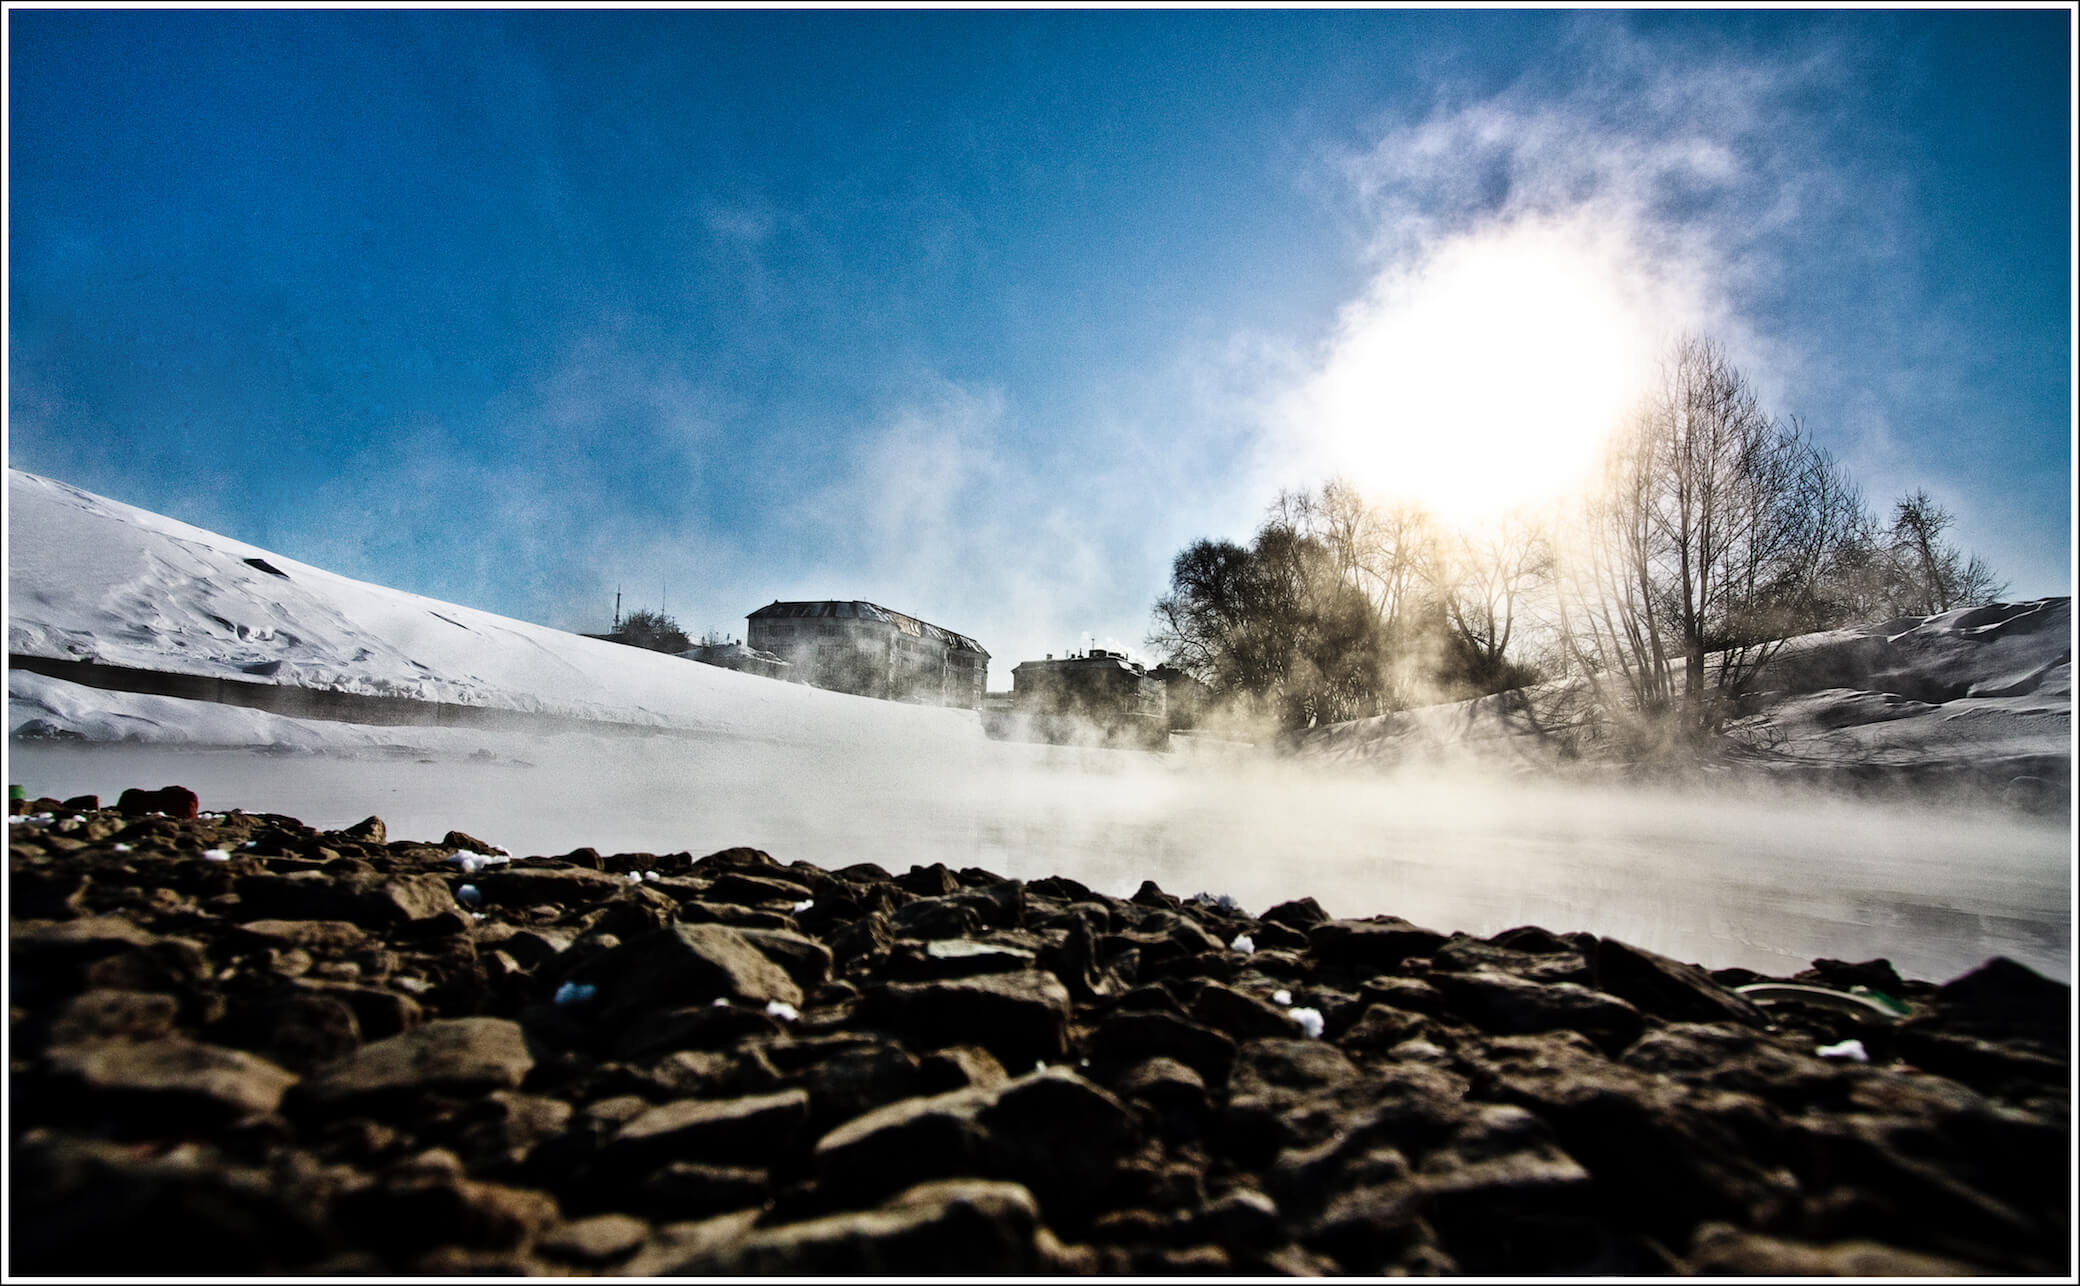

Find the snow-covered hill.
xmin=6 ymin=468 xmax=979 ymax=748
xmin=1294 ymin=595 xmax=2071 ymax=805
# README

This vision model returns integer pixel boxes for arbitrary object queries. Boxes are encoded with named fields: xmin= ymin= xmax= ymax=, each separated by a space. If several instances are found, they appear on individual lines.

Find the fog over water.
xmin=14 ymin=723 xmax=2069 ymax=986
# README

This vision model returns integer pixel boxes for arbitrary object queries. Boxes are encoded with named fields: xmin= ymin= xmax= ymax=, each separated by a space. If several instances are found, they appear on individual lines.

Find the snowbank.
xmin=6 ymin=468 xmax=981 ymax=748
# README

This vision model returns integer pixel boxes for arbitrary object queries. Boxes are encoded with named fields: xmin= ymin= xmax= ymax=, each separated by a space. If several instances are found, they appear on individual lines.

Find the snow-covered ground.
xmin=7 ymin=468 xmax=2072 ymax=982
xmin=1296 ymin=598 xmax=2072 ymax=801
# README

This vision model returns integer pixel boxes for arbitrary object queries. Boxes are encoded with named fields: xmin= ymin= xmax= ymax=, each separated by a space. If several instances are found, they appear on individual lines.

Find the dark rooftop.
xmin=749 ymin=600 xmax=988 ymax=656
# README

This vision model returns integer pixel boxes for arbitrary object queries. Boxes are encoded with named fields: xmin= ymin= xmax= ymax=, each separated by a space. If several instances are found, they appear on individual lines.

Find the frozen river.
xmin=12 ymin=724 xmax=2070 ymax=986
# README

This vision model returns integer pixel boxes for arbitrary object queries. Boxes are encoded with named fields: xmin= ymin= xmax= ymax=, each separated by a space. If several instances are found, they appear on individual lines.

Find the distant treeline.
xmin=1150 ymin=336 xmax=2004 ymax=746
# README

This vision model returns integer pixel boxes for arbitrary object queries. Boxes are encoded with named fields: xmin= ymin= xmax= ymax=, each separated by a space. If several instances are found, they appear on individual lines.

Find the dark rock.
xmin=1594 ymin=937 xmax=1768 ymax=1026
xmin=1471 ymin=1032 xmax=1796 ymax=1237
xmin=916 ymin=1044 xmax=1007 ymax=1094
xmin=1194 ymin=1187 xmax=1285 ymax=1252
xmin=1620 ymin=1022 xmax=1850 ymax=1109
xmin=536 ymin=1212 xmax=651 ymax=1266
xmin=43 ymin=1036 xmax=299 ymax=1121
xmin=294 ymin=1016 xmax=535 ymax=1111
xmin=973 ymin=1066 xmax=1140 ymax=1209
xmin=440 ymin=830 xmax=503 ymax=855
xmin=1432 ymin=933 xmax=1594 ymax=985
xmin=232 ymin=918 xmax=367 ymax=952
xmin=605 ymin=1089 xmax=811 ymax=1167
xmin=1221 ymin=1037 xmax=1364 ymax=1161
xmin=612 ymin=1002 xmax=784 ymax=1059
xmin=1191 ymin=982 xmax=1304 ymax=1041
xmin=1488 ymin=924 xmax=1581 ymax=954
xmin=470 ymin=865 xmax=626 ymax=908
xmin=1112 ymin=1056 xmax=1210 ymax=1135
xmin=1088 ymin=1009 xmax=1235 ymax=1084
xmin=61 ymin=793 xmax=101 ymax=812
xmin=1308 ymin=916 xmax=1446 ymax=972
xmin=115 ymin=786 xmax=200 ymax=819
xmin=339 ymin=815 xmax=386 ymax=844
xmin=890 ymin=894 xmax=980 ymax=939
xmin=1683 ymin=1224 xmax=1980 ymax=1276
xmin=1337 ymin=1003 xmax=1445 ymax=1054
xmin=829 ymin=910 xmax=894 ymax=967
xmin=704 ymin=870 xmax=814 ymax=907
xmin=1130 ymin=878 xmax=1179 ymax=910
xmin=333 ymin=1154 xmax=559 ymax=1255
xmin=671 ymin=1178 xmax=1077 ymax=1274
xmin=228 ymin=988 xmax=365 ymax=1072
xmin=889 ymin=936 xmax=1039 ymax=981
xmin=630 ymin=1161 xmax=773 ymax=1219
xmin=575 ymin=922 xmax=804 ymax=1021
xmin=812 ymin=1082 xmax=996 ymax=1198
xmin=1797 ymin=956 xmax=1907 ymax=994
xmin=10 ymin=1133 xmax=334 ymax=1273
xmin=733 ymin=927 xmax=834 ymax=989
xmin=1433 ymin=967 xmax=1645 ymax=1053
xmin=1929 ymin=955 xmax=2070 ymax=1037
xmin=43 ymin=988 xmax=182 ymax=1046
xmin=897 ymin=863 xmax=960 ymax=896
xmin=802 ymin=1041 xmax=925 ymax=1124
xmin=858 ymin=971 xmax=1070 ymax=1067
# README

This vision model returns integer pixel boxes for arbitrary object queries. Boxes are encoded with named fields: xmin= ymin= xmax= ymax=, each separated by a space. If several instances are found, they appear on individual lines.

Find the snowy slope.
xmin=1296 ymin=596 xmax=2071 ymax=799
xmin=6 ymin=468 xmax=980 ymax=746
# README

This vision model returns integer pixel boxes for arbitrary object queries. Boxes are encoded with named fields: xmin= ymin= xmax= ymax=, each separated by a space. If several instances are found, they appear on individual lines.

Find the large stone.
xmin=577 ymin=922 xmax=804 ymax=1019
xmin=1432 ymin=934 xmax=1593 ymax=986
xmin=1593 ymin=937 xmax=1767 ymax=1026
xmin=1431 ymin=967 xmax=1645 ymax=1053
xmin=1191 ymin=983 xmax=1304 ymax=1041
xmin=813 ymin=1083 xmax=996 ymax=1197
xmin=333 ymin=1161 xmax=560 ymax=1255
xmin=858 ymin=971 xmax=1070 ymax=1067
xmin=675 ymin=1179 xmax=1076 ymax=1275
xmin=1088 ymin=1009 xmax=1236 ymax=1083
xmin=1471 ymin=1033 xmax=1796 ymax=1236
xmin=115 ymin=786 xmax=200 ymax=819
xmin=605 ymin=1089 xmax=811 ymax=1166
xmin=974 ymin=1066 xmax=1141 ymax=1208
xmin=9 ymin=1134 xmax=332 ymax=1274
xmin=44 ymin=1036 xmax=298 ymax=1120
xmin=733 ymin=927 xmax=835 ymax=990
xmin=295 ymin=1016 xmax=534 ymax=1109
xmin=1308 ymin=917 xmax=1447 ymax=972
xmin=1221 ymin=1037 xmax=1366 ymax=1160
xmin=471 ymin=865 xmax=628 ymax=908
xmin=43 ymin=988 xmax=182 ymax=1046
xmin=1684 ymin=1225 xmax=1982 ymax=1276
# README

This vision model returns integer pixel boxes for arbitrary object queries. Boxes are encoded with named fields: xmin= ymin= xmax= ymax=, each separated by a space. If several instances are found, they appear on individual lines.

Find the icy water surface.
xmin=13 ymin=728 xmax=2071 ymax=985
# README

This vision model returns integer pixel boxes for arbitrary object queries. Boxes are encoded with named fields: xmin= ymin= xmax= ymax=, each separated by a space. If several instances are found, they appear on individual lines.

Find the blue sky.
xmin=8 ymin=7 xmax=2072 ymax=684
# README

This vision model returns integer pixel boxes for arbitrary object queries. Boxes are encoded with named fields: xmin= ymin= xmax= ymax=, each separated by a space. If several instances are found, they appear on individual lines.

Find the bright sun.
xmin=1302 ymin=219 xmax=1663 ymax=527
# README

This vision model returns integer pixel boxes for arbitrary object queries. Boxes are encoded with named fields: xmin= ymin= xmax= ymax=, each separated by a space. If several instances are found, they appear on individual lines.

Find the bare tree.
xmin=1427 ymin=508 xmax=1554 ymax=697
xmin=1884 ymin=490 xmax=2009 ymax=615
xmin=1561 ymin=336 xmax=1865 ymax=744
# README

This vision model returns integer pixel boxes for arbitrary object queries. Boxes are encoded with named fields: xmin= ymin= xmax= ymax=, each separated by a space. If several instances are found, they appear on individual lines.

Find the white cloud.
xmin=1273 ymin=26 xmax=1867 ymax=526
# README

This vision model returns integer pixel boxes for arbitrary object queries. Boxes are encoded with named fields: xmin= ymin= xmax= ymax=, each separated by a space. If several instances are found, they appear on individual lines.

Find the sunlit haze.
xmin=1298 ymin=216 xmax=1668 ymax=526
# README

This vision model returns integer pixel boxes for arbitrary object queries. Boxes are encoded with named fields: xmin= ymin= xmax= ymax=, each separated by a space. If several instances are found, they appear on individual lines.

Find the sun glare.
xmin=1304 ymin=221 xmax=1662 ymax=528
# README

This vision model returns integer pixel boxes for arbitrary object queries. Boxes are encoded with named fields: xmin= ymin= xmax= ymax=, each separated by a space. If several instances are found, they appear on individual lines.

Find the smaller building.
xmin=681 ymin=640 xmax=791 ymax=682
xmin=988 ymin=648 xmax=1168 ymax=748
xmin=747 ymin=600 xmax=988 ymax=709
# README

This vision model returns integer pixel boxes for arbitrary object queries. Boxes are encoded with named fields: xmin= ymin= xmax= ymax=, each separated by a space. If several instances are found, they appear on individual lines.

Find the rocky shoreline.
xmin=8 ymin=786 xmax=2071 ymax=1275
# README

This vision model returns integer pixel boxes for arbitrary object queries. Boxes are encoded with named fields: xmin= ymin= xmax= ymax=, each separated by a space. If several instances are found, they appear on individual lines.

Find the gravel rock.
xmin=8 ymin=794 xmax=2068 ymax=1276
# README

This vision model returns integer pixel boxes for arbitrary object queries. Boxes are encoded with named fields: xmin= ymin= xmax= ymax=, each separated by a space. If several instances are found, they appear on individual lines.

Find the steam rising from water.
xmin=18 ymin=726 xmax=2068 ymax=984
